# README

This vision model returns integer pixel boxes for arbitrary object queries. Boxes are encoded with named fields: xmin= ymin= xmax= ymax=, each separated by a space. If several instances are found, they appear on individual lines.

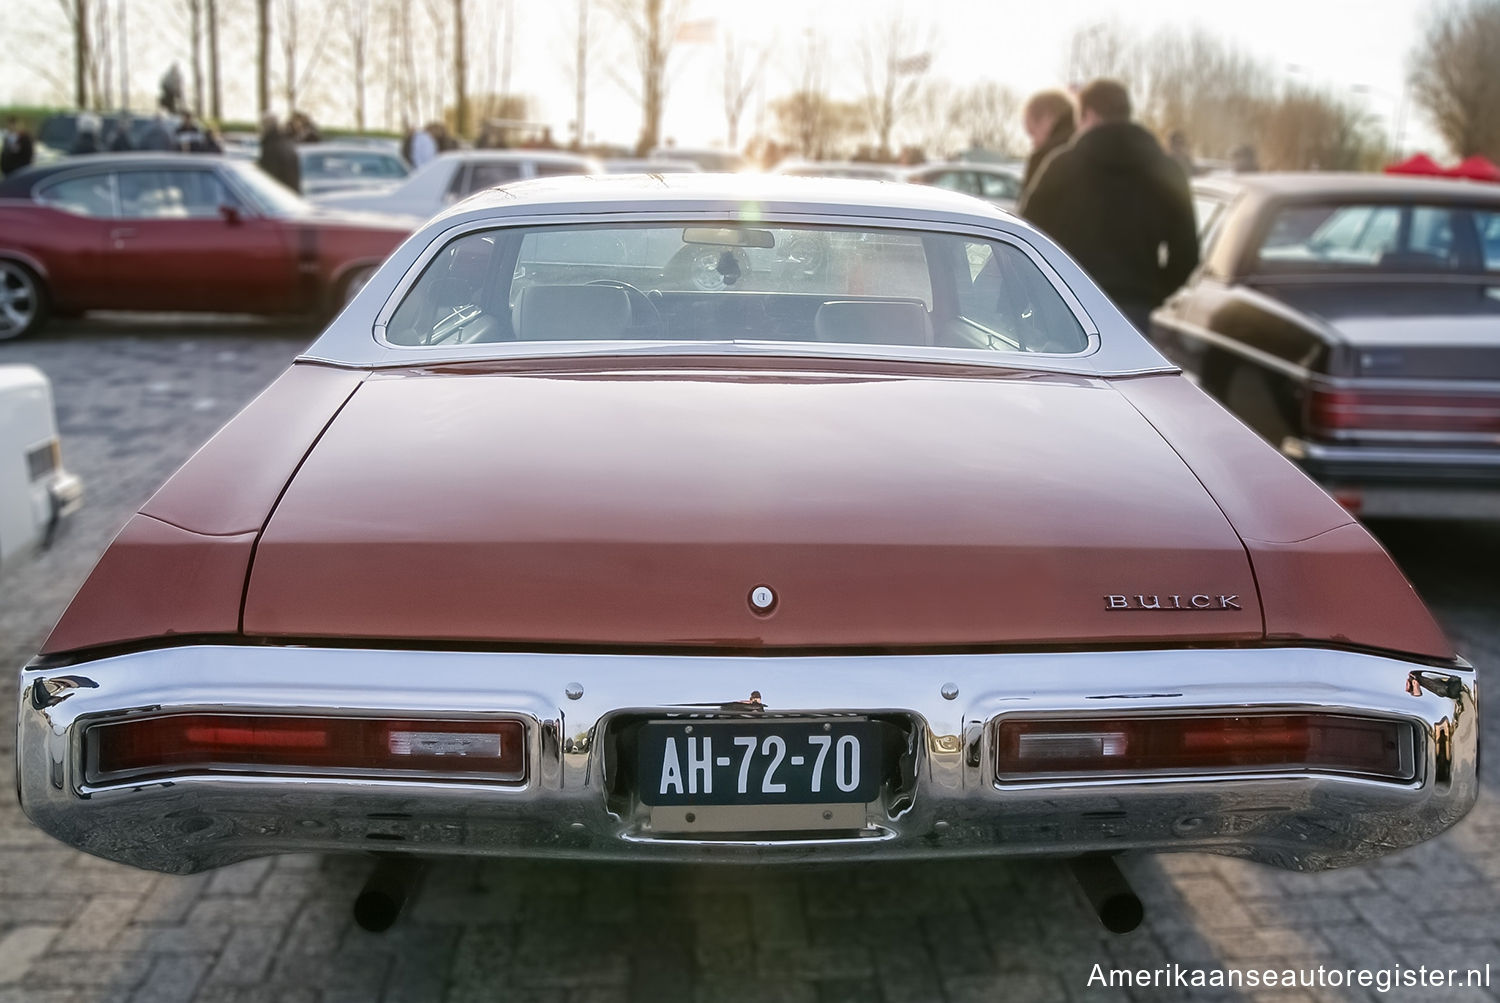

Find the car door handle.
xmin=109 ymin=227 xmax=137 ymax=246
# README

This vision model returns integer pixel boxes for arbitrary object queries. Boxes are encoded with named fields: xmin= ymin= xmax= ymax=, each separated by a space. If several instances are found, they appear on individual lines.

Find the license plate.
xmin=637 ymin=719 xmax=882 ymax=807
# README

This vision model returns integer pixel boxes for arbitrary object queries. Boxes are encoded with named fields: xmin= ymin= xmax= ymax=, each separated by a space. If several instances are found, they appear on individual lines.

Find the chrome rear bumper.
xmin=16 ymin=644 xmax=1478 ymax=874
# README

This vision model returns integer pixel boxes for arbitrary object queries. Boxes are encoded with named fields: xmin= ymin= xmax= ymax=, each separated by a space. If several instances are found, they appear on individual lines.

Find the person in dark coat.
xmin=1018 ymin=79 xmax=1199 ymax=333
xmin=1020 ymin=90 xmax=1075 ymax=199
xmin=106 ymin=113 xmax=134 ymax=152
xmin=69 ymin=113 xmax=102 ymax=155
xmin=1 ymin=117 xmax=36 ymax=176
xmin=175 ymin=111 xmax=220 ymax=153
xmin=139 ymin=111 xmax=174 ymax=151
xmin=257 ymin=113 xmax=301 ymax=193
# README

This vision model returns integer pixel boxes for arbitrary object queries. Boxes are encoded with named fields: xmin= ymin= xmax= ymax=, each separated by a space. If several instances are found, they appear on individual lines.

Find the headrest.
xmin=511 ymin=284 xmax=632 ymax=341
xmin=813 ymin=300 xmax=930 ymax=346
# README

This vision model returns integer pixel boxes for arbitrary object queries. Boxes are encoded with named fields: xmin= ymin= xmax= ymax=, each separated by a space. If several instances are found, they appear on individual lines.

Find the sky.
xmin=2 ymin=0 xmax=1443 ymax=156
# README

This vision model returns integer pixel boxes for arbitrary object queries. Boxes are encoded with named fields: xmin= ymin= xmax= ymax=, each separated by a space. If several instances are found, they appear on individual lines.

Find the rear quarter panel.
xmin=42 ymin=363 xmax=366 ymax=655
xmin=1114 ymin=373 xmax=1453 ymax=661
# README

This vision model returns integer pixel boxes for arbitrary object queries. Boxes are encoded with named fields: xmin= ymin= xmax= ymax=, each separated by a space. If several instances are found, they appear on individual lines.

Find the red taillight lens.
xmin=1307 ymin=386 xmax=1500 ymax=436
xmin=996 ymin=713 xmax=1412 ymax=782
xmin=85 ymin=714 xmax=526 ymax=784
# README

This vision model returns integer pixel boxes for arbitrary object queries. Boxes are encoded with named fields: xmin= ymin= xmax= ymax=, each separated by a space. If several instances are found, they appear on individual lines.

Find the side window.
xmin=531 ymin=161 xmax=588 ymax=180
xmin=1477 ymin=211 xmax=1500 ymax=271
xmin=954 ymin=240 xmax=1087 ymax=353
xmin=464 ymin=162 xmax=524 ymax=194
xmin=932 ymin=171 xmax=976 ymax=194
xmin=37 ymin=173 xmax=116 ymax=217
xmin=1408 ymin=206 xmax=1458 ymax=265
xmin=978 ymin=171 xmax=1019 ymax=200
xmin=117 ymin=170 xmax=235 ymax=218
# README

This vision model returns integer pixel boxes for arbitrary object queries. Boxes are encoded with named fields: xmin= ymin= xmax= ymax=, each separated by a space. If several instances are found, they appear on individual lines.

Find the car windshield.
xmin=1255 ymin=201 xmax=1500 ymax=274
xmin=226 ymin=160 xmax=310 ymax=216
xmin=384 ymin=223 xmax=1089 ymax=355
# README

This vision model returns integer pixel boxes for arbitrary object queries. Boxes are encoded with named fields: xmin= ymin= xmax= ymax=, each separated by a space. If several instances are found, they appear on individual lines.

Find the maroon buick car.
xmin=0 ymin=153 xmax=416 ymax=340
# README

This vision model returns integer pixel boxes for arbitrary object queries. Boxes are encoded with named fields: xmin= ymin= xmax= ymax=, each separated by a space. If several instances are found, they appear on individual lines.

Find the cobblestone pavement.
xmin=1 ymin=318 xmax=1496 ymax=1003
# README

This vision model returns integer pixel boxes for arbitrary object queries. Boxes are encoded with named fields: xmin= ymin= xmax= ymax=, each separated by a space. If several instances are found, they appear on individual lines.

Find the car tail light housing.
xmin=84 ymin=713 xmax=527 ymax=785
xmin=996 ymin=713 xmax=1415 ymax=783
xmin=1306 ymin=385 xmax=1500 ymax=438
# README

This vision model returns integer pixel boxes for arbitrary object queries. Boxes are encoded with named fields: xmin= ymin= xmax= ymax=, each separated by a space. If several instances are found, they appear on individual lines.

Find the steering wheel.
xmin=586 ymin=279 xmax=666 ymax=338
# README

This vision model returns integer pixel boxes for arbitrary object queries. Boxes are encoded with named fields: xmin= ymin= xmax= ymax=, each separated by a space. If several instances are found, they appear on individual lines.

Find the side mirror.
xmin=219 ymin=204 xmax=242 ymax=225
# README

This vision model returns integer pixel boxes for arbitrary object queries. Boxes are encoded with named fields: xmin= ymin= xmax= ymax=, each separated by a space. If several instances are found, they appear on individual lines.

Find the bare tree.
xmin=277 ymin=0 xmax=333 ymax=115
xmin=1409 ymin=0 xmax=1500 ymax=158
xmin=56 ymin=0 xmax=92 ymax=108
xmin=948 ymin=81 xmax=1025 ymax=156
xmin=452 ymin=0 xmax=469 ymax=137
xmin=1257 ymin=87 xmax=1386 ymax=170
xmin=859 ymin=12 xmax=932 ymax=159
xmin=722 ymin=30 xmax=768 ymax=150
xmin=1132 ymin=27 xmax=1276 ymax=159
xmin=604 ymin=0 xmax=687 ymax=154
xmin=339 ymin=0 xmax=375 ymax=131
xmin=256 ymin=0 xmax=270 ymax=115
xmin=207 ymin=0 xmax=222 ymax=121
xmin=1063 ymin=20 xmax=1135 ymax=86
xmin=181 ymin=0 xmax=206 ymax=113
xmin=770 ymin=91 xmax=865 ymax=160
xmin=87 ymin=0 xmax=112 ymax=109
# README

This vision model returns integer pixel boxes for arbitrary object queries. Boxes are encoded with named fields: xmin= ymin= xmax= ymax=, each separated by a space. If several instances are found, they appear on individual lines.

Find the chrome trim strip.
xmin=299 ymin=197 xmax=1177 ymax=377
xmin=1149 ymin=313 xmax=1313 ymax=384
xmin=1283 ymin=437 xmax=1500 ymax=468
xmin=16 ymin=644 xmax=1477 ymax=874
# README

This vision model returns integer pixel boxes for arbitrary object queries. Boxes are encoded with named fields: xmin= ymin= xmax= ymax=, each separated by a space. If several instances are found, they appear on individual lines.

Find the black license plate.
xmin=637 ymin=719 xmax=882 ymax=807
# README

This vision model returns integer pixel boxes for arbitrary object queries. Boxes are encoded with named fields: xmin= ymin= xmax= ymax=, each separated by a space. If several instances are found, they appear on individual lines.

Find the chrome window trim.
xmin=17 ymin=643 xmax=1477 ymax=873
xmin=368 ymin=213 xmax=1097 ymax=347
xmin=302 ymin=198 xmax=1177 ymax=378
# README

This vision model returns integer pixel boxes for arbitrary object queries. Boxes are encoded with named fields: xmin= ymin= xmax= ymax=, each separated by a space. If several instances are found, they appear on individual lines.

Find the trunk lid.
xmin=243 ymin=369 xmax=1263 ymax=648
xmin=1251 ymin=280 xmax=1500 ymax=380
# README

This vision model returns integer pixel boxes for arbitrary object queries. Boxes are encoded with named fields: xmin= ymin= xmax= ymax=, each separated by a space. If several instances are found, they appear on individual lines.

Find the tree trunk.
xmin=208 ymin=0 xmax=221 ymax=121
xmin=74 ymin=0 xmax=90 ymax=109
xmin=190 ymin=0 xmax=204 ymax=115
xmin=453 ymin=0 xmax=467 ymax=138
xmin=256 ymin=0 xmax=270 ymax=116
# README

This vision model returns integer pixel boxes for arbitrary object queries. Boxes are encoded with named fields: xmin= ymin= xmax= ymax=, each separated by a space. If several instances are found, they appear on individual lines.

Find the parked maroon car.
xmin=0 ymin=153 xmax=417 ymax=340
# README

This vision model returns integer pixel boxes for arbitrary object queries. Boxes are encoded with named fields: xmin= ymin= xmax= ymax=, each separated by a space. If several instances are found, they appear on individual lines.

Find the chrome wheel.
xmin=0 ymin=261 xmax=42 ymax=340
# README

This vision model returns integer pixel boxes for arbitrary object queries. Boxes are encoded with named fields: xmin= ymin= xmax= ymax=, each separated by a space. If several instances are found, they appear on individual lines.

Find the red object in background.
xmin=1448 ymin=155 xmax=1500 ymax=183
xmin=1385 ymin=153 xmax=1447 ymax=176
xmin=1385 ymin=152 xmax=1500 ymax=183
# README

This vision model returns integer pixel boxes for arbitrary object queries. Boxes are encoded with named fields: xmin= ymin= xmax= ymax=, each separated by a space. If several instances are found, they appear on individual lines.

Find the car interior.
xmin=384 ymin=224 xmax=1088 ymax=355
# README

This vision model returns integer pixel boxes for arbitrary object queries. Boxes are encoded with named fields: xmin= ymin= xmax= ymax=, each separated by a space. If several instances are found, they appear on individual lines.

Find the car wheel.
xmin=0 ymin=260 xmax=48 ymax=341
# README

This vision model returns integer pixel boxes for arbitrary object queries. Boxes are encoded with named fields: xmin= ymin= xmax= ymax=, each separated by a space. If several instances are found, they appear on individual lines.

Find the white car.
xmin=309 ymin=150 xmax=601 ymax=221
xmin=904 ymin=162 xmax=1023 ymax=211
xmin=0 ymin=365 xmax=81 ymax=576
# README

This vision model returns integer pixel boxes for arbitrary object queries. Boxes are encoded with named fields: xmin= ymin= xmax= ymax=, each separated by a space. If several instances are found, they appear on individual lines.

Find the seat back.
xmin=511 ymin=284 xmax=632 ymax=341
xmin=813 ymin=299 xmax=932 ymax=347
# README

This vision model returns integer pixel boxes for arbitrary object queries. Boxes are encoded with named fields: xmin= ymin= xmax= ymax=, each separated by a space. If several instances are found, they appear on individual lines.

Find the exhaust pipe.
xmin=1068 ymin=855 xmax=1144 ymax=934
xmin=353 ymin=856 xmax=426 ymax=933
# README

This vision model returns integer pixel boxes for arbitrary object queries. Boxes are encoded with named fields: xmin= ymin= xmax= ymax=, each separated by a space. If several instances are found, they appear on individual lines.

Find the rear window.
xmin=1255 ymin=202 xmax=1497 ymax=273
xmin=383 ymin=223 xmax=1088 ymax=355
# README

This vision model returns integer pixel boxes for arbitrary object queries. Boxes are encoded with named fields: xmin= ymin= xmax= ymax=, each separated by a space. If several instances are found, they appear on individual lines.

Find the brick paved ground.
xmin=1 ymin=319 xmax=1495 ymax=1003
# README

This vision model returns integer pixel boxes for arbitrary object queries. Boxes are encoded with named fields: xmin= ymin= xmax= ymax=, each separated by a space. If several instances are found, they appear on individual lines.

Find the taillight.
xmin=1306 ymin=386 xmax=1500 ymax=437
xmin=85 ymin=714 xmax=526 ymax=785
xmin=996 ymin=713 xmax=1413 ymax=782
